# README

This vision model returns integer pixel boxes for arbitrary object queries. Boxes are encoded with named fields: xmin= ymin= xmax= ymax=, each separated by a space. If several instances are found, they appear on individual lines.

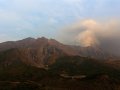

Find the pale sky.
xmin=0 ymin=0 xmax=120 ymax=42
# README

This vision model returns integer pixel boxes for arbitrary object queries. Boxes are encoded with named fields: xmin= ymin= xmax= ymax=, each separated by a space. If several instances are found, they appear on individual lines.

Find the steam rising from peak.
xmin=57 ymin=19 xmax=120 ymax=55
xmin=76 ymin=30 xmax=99 ymax=47
xmin=75 ymin=19 xmax=100 ymax=47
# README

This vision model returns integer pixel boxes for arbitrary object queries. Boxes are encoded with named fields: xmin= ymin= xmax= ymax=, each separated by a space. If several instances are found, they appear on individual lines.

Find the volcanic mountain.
xmin=0 ymin=37 xmax=120 ymax=90
xmin=0 ymin=37 xmax=115 ymax=67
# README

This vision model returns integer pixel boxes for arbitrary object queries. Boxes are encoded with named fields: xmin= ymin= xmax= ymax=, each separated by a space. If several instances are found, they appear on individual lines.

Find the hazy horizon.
xmin=0 ymin=0 xmax=120 ymax=55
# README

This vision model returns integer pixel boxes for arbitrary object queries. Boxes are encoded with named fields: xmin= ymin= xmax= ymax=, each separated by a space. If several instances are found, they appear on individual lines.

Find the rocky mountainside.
xmin=0 ymin=37 xmax=81 ymax=67
xmin=0 ymin=37 xmax=120 ymax=90
xmin=0 ymin=37 xmax=116 ymax=68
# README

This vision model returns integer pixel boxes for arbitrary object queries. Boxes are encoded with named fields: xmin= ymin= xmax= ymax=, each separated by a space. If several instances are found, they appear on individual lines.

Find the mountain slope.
xmin=0 ymin=37 xmax=115 ymax=63
xmin=0 ymin=37 xmax=120 ymax=90
xmin=0 ymin=37 xmax=83 ymax=68
xmin=0 ymin=56 xmax=120 ymax=90
xmin=49 ymin=56 xmax=120 ymax=78
xmin=75 ymin=45 xmax=115 ymax=60
xmin=0 ymin=37 xmax=79 ymax=55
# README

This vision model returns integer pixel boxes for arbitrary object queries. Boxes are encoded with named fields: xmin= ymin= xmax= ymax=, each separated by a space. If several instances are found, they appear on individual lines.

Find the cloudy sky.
xmin=0 ymin=0 xmax=120 ymax=42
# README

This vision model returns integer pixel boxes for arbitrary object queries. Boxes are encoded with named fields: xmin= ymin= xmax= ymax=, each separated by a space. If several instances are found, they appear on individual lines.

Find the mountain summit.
xmin=0 ymin=37 xmax=115 ymax=67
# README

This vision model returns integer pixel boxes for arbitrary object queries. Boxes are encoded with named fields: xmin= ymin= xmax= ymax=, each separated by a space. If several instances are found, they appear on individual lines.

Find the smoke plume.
xmin=57 ymin=19 xmax=120 ymax=55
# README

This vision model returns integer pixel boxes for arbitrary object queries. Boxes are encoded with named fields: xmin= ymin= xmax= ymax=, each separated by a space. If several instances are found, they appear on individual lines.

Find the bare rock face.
xmin=0 ymin=37 xmax=68 ymax=67
xmin=0 ymin=37 xmax=116 ymax=68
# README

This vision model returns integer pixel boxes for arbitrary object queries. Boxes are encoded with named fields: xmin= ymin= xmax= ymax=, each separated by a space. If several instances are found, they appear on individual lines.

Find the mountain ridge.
xmin=0 ymin=37 xmax=120 ymax=90
xmin=0 ymin=37 xmax=117 ymax=68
